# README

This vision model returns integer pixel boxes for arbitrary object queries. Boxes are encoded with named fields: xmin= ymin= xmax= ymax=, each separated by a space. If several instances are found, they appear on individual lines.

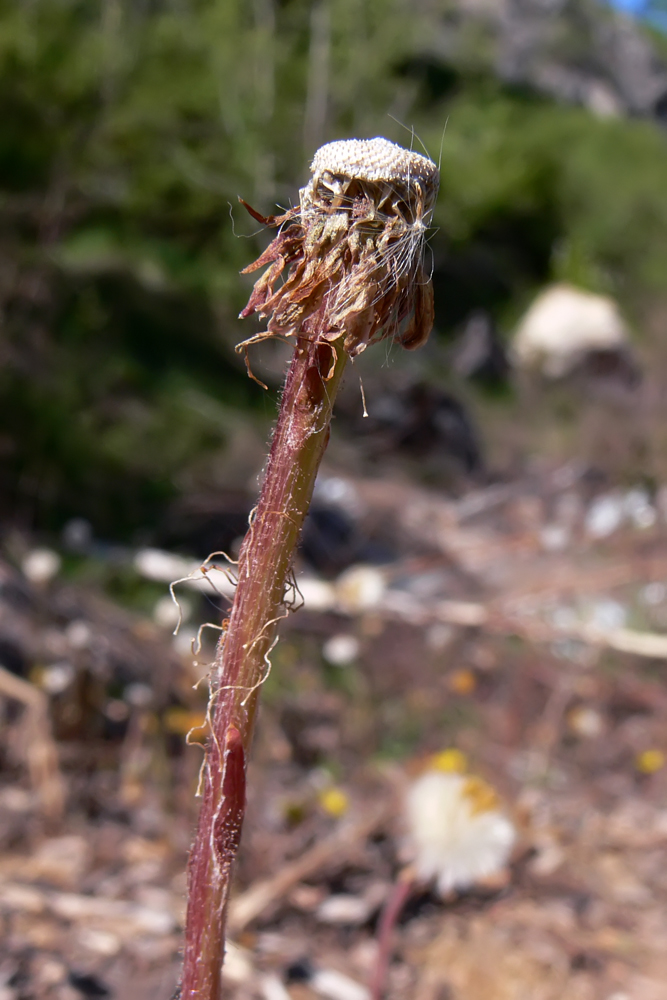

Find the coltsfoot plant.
xmin=371 ymin=750 xmax=516 ymax=1000
xmin=180 ymin=137 xmax=439 ymax=1000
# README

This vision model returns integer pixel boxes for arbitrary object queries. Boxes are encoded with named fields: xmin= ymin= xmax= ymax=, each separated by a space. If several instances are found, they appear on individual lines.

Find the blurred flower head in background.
xmin=404 ymin=751 xmax=516 ymax=895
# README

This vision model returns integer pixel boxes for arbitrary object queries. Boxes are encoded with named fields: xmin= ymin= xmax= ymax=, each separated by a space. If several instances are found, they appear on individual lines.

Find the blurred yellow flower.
xmin=164 ymin=707 xmax=207 ymax=737
xmin=636 ymin=749 xmax=665 ymax=774
xmin=319 ymin=787 xmax=350 ymax=818
xmin=448 ymin=669 xmax=477 ymax=695
xmin=431 ymin=748 xmax=468 ymax=774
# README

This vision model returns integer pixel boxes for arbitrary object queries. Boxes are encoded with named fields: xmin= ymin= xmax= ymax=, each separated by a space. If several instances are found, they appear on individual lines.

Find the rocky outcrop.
xmin=424 ymin=0 xmax=667 ymax=121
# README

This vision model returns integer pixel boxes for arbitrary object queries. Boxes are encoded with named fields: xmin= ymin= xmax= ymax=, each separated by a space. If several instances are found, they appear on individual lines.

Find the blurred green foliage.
xmin=2 ymin=0 xmax=667 ymax=539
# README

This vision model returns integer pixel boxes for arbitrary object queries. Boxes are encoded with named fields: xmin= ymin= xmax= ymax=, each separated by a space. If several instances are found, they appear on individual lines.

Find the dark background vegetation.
xmin=3 ymin=0 xmax=667 ymax=550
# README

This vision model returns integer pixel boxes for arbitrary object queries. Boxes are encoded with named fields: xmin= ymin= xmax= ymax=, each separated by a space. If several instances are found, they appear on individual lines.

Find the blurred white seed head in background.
xmin=403 ymin=753 xmax=515 ymax=896
xmin=22 ymin=548 xmax=61 ymax=584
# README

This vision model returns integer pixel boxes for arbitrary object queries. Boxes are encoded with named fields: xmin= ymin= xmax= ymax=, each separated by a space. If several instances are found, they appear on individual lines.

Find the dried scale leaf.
xmin=238 ymin=137 xmax=439 ymax=360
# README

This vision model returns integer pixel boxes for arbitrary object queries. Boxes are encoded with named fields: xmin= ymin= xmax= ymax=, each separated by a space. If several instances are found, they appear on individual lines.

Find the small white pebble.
xmin=539 ymin=524 xmax=570 ymax=552
xmin=317 ymin=894 xmax=372 ymax=925
xmin=297 ymin=576 xmax=335 ymax=611
xmin=131 ymin=905 xmax=176 ymax=935
xmin=173 ymin=630 xmax=197 ymax=656
xmin=78 ymin=928 xmax=121 ymax=956
xmin=222 ymin=940 xmax=254 ymax=984
xmin=323 ymin=634 xmax=359 ymax=666
xmin=335 ymin=565 xmax=385 ymax=613
xmin=35 ymin=959 xmax=67 ymax=986
xmin=0 ymin=883 xmax=45 ymax=913
xmin=0 ymin=787 xmax=33 ymax=812
xmin=134 ymin=548 xmax=199 ymax=583
xmin=22 ymin=548 xmax=61 ymax=584
xmin=259 ymin=976 xmax=292 ymax=1000
xmin=568 ymin=706 xmax=605 ymax=739
xmin=104 ymin=699 xmax=129 ymax=722
xmin=65 ymin=619 xmax=92 ymax=649
xmin=310 ymin=969 xmax=370 ymax=1000
xmin=585 ymin=494 xmax=624 ymax=539
xmin=587 ymin=599 xmax=626 ymax=630
xmin=124 ymin=682 xmax=153 ymax=708
xmin=136 ymin=548 xmax=236 ymax=599
xmin=41 ymin=661 xmax=75 ymax=695
xmin=426 ymin=623 xmax=455 ymax=652
xmin=153 ymin=594 xmax=191 ymax=630
xmin=313 ymin=476 xmax=361 ymax=516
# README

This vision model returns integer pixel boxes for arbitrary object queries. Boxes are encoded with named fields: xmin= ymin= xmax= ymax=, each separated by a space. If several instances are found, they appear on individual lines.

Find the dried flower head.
xmin=238 ymin=137 xmax=439 ymax=366
xmin=404 ymin=763 xmax=515 ymax=896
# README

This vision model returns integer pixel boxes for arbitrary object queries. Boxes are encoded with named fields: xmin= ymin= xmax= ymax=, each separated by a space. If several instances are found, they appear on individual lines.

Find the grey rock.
xmin=421 ymin=0 xmax=667 ymax=122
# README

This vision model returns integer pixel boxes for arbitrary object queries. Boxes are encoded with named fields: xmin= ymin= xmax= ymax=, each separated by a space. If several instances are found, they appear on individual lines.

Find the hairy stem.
xmin=181 ymin=323 xmax=348 ymax=999
xmin=180 ymin=135 xmax=438 ymax=998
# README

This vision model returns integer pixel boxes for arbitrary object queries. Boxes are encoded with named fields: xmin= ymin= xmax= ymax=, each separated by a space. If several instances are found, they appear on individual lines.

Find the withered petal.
xmin=399 ymin=272 xmax=434 ymax=351
xmin=238 ymin=197 xmax=299 ymax=229
xmin=239 ymin=138 xmax=438 ymax=357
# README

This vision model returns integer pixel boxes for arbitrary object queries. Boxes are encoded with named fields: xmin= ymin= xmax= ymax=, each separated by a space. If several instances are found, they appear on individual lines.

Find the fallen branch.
xmin=0 ymin=665 xmax=65 ymax=821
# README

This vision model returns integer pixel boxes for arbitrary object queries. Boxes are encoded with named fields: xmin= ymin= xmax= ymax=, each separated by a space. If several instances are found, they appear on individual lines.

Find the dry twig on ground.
xmin=0 ymin=664 xmax=65 ymax=822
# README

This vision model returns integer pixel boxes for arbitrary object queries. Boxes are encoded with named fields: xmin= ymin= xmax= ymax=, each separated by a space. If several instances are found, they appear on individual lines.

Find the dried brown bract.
xmin=238 ymin=137 xmax=439 ymax=367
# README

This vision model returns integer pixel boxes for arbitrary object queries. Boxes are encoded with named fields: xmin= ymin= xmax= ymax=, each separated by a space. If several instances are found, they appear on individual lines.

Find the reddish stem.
xmin=370 ymin=872 xmax=415 ymax=1000
xmin=180 ymin=323 xmax=348 ymax=999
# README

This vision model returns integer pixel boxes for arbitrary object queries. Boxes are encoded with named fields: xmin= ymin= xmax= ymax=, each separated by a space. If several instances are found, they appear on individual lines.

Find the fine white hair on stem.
xmin=192 ymin=621 xmax=225 ymax=658
xmin=169 ymin=549 xmax=239 ymax=634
